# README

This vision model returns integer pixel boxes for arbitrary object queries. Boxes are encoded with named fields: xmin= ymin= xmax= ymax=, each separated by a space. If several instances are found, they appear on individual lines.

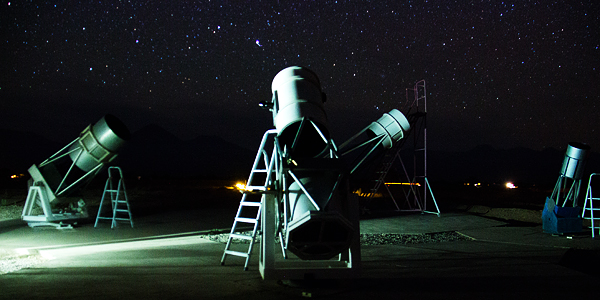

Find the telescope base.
xmin=22 ymin=185 xmax=88 ymax=229
xmin=259 ymin=194 xmax=361 ymax=280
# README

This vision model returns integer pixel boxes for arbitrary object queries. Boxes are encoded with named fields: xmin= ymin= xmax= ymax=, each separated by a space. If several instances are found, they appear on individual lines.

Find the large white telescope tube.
xmin=366 ymin=109 xmax=411 ymax=149
xmin=560 ymin=142 xmax=590 ymax=180
xmin=271 ymin=66 xmax=329 ymax=157
xmin=269 ymin=66 xmax=355 ymax=260
xmin=68 ymin=114 xmax=130 ymax=173
xmin=29 ymin=114 xmax=130 ymax=203
xmin=338 ymin=109 xmax=411 ymax=176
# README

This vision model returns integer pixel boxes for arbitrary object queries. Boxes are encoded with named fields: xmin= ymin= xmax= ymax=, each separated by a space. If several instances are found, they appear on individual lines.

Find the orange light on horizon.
xmin=506 ymin=182 xmax=517 ymax=189
xmin=385 ymin=182 xmax=421 ymax=186
xmin=230 ymin=182 xmax=269 ymax=193
xmin=352 ymin=188 xmax=383 ymax=198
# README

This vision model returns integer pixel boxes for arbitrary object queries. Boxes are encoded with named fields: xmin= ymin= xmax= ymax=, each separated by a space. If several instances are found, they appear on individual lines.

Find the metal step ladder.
xmin=94 ymin=166 xmax=133 ymax=228
xmin=582 ymin=173 xmax=600 ymax=238
xmin=370 ymin=151 xmax=395 ymax=194
xmin=221 ymin=130 xmax=277 ymax=271
xmin=365 ymin=150 xmax=400 ymax=210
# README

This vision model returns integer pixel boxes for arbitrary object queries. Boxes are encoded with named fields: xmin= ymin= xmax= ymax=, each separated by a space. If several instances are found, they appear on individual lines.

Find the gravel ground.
xmin=0 ymin=204 xmax=45 ymax=275
xmin=199 ymin=231 xmax=472 ymax=245
xmin=0 ymin=204 xmax=22 ymax=221
xmin=0 ymin=249 xmax=48 ymax=275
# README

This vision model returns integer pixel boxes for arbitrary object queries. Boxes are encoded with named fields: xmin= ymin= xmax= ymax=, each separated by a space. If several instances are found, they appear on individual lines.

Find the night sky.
xmin=2 ymin=1 xmax=598 ymax=152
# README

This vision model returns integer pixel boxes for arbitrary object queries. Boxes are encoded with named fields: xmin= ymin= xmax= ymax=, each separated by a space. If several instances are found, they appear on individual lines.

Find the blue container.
xmin=542 ymin=197 xmax=582 ymax=234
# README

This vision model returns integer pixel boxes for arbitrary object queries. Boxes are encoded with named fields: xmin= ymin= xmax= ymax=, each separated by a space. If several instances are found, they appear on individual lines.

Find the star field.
xmin=1 ymin=1 xmax=598 ymax=151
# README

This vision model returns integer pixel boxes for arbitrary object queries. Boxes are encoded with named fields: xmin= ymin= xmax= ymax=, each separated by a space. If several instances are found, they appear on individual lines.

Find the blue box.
xmin=542 ymin=197 xmax=582 ymax=234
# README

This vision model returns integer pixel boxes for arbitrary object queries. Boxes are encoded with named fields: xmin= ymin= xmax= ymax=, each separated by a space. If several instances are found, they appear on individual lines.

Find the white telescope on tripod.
xmin=22 ymin=114 xmax=130 ymax=228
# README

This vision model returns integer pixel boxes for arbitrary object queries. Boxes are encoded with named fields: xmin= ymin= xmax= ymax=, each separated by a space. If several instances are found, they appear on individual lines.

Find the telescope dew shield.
xmin=271 ymin=66 xmax=329 ymax=157
xmin=367 ymin=109 xmax=411 ymax=149
xmin=69 ymin=114 xmax=131 ymax=172
xmin=560 ymin=142 xmax=590 ymax=180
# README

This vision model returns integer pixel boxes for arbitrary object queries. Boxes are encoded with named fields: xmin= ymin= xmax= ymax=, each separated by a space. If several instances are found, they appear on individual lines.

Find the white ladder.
xmin=94 ymin=166 xmax=133 ymax=228
xmin=221 ymin=130 xmax=277 ymax=270
xmin=582 ymin=173 xmax=600 ymax=238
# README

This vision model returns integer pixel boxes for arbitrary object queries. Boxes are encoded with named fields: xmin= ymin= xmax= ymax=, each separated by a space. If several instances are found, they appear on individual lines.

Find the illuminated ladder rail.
xmin=221 ymin=130 xmax=277 ymax=271
xmin=94 ymin=166 xmax=133 ymax=228
xmin=582 ymin=173 xmax=600 ymax=238
xmin=365 ymin=150 xmax=401 ymax=210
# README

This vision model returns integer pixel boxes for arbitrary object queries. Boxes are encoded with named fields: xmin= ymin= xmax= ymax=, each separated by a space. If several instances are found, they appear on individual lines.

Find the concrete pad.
xmin=32 ymin=235 xmax=217 ymax=260
xmin=2 ymin=210 xmax=599 ymax=299
xmin=360 ymin=212 xmax=506 ymax=234
xmin=2 ymin=237 xmax=598 ymax=299
xmin=460 ymin=225 xmax=600 ymax=250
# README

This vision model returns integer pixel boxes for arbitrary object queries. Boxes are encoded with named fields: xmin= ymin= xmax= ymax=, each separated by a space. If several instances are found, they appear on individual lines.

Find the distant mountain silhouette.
xmin=0 ymin=128 xmax=63 ymax=173
xmin=0 ymin=125 xmax=255 ymax=180
xmin=112 ymin=124 xmax=255 ymax=179
xmin=426 ymin=144 xmax=600 ymax=186
xmin=1 ymin=126 xmax=598 ymax=185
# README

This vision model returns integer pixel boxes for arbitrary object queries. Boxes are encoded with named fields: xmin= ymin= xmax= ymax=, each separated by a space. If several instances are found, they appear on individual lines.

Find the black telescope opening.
xmin=568 ymin=142 xmax=590 ymax=151
xmin=104 ymin=114 xmax=131 ymax=141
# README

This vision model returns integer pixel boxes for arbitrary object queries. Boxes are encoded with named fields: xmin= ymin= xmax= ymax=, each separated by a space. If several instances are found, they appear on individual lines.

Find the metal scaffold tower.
xmin=364 ymin=80 xmax=440 ymax=215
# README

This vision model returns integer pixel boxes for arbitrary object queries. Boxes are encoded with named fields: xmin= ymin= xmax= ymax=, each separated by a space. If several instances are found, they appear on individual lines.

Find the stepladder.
xmin=221 ymin=129 xmax=278 ymax=271
xmin=582 ymin=173 xmax=600 ymax=238
xmin=94 ymin=166 xmax=133 ymax=228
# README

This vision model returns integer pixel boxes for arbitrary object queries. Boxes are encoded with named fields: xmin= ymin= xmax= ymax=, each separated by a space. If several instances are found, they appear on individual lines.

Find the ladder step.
xmin=105 ymin=190 xmax=119 ymax=192
xmin=115 ymin=209 xmax=130 ymax=213
xmin=230 ymin=233 xmax=253 ymax=240
xmin=240 ymin=201 xmax=261 ymax=207
xmin=244 ymin=186 xmax=267 ymax=192
xmin=224 ymin=250 xmax=249 ymax=258
xmin=235 ymin=217 xmax=258 ymax=224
